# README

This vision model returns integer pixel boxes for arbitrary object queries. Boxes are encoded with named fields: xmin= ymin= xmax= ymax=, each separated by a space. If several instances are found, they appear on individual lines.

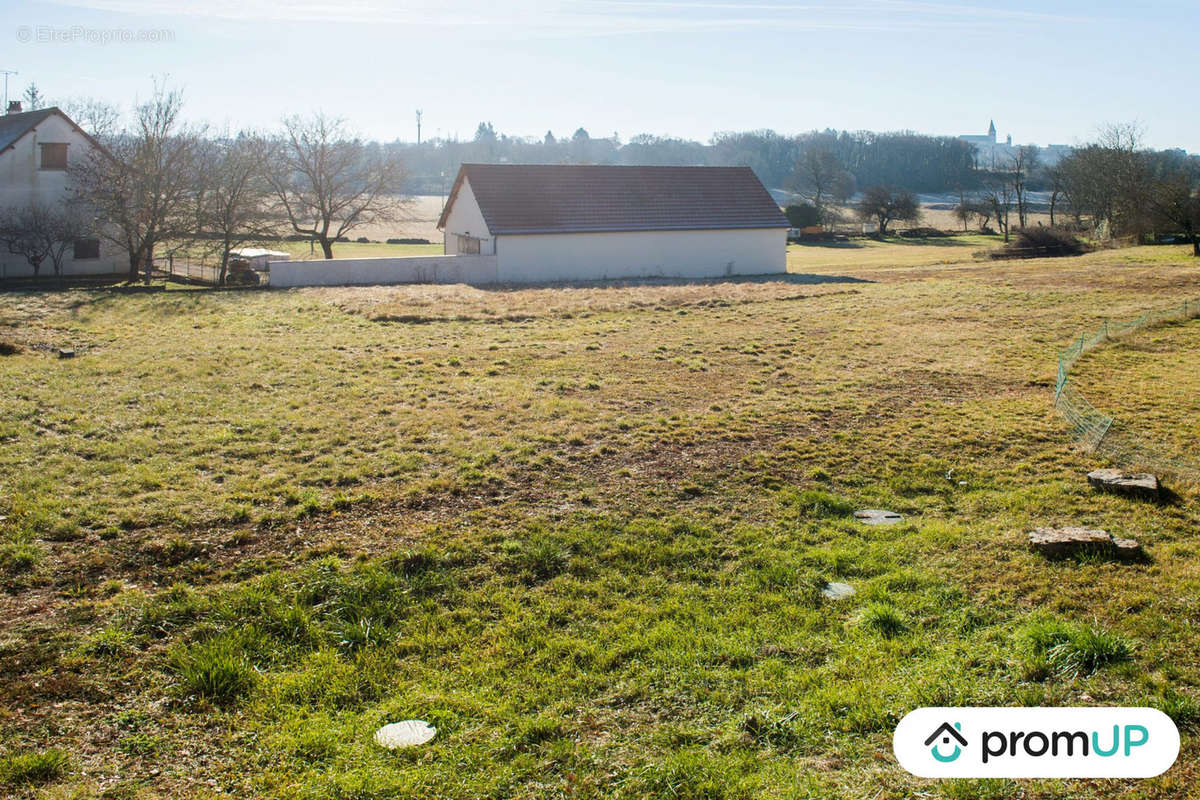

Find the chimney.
xmin=6 ymin=101 xmax=22 ymax=115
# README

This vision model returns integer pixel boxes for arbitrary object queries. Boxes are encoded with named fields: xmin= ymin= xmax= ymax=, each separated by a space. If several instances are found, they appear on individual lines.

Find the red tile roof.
xmin=437 ymin=163 xmax=787 ymax=235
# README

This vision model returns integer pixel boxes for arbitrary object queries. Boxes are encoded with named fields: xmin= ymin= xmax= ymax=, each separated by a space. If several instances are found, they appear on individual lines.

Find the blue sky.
xmin=2 ymin=0 xmax=1198 ymax=151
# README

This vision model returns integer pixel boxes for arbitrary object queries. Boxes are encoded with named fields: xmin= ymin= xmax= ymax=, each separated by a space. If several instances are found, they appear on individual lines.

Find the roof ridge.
xmin=441 ymin=163 xmax=786 ymax=235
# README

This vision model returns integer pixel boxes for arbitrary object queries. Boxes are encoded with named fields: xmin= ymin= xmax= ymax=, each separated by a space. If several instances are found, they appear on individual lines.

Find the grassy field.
xmin=1 ymin=241 xmax=1199 ymax=799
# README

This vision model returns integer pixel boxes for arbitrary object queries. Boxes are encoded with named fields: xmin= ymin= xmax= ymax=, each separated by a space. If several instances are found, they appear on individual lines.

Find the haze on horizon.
xmin=2 ymin=0 xmax=1197 ymax=152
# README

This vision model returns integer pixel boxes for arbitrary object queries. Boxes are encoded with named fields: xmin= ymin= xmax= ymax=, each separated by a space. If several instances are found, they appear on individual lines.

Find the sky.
xmin=1 ymin=0 xmax=1197 ymax=152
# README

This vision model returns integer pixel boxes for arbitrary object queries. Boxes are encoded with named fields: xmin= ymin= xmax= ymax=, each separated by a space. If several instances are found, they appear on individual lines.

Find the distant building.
xmin=0 ymin=102 xmax=125 ymax=279
xmin=436 ymin=163 xmax=788 ymax=283
xmin=957 ymin=119 xmax=1072 ymax=170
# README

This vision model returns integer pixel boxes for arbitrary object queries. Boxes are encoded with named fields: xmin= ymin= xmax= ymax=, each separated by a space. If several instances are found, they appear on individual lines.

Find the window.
xmin=39 ymin=142 xmax=68 ymax=170
xmin=457 ymin=234 xmax=481 ymax=255
xmin=73 ymin=238 xmax=100 ymax=260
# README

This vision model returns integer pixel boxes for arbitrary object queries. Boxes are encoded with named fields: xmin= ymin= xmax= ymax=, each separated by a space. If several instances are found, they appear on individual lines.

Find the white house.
xmin=0 ymin=102 xmax=125 ymax=280
xmin=436 ymin=163 xmax=788 ymax=283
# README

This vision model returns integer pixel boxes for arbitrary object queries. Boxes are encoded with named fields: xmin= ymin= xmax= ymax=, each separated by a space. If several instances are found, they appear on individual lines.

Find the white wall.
xmin=0 ymin=111 xmax=126 ymax=278
xmin=267 ymin=255 xmax=498 ymax=288
xmin=495 ymin=227 xmax=786 ymax=283
xmin=441 ymin=178 xmax=495 ymax=255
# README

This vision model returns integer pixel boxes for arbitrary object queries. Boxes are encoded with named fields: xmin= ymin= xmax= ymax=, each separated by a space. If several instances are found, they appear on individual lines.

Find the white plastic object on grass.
xmin=374 ymin=720 xmax=437 ymax=749
xmin=854 ymin=509 xmax=903 ymax=525
xmin=821 ymin=581 xmax=855 ymax=600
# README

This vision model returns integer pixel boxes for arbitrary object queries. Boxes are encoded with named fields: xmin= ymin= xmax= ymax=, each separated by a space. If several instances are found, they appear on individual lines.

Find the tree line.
xmin=939 ymin=125 xmax=1199 ymax=253
xmin=393 ymin=125 xmax=979 ymax=196
xmin=3 ymin=82 xmax=1198 ymax=285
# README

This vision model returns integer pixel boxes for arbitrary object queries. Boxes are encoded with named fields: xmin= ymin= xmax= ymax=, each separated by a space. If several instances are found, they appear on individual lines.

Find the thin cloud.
xmin=50 ymin=0 xmax=1097 ymax=36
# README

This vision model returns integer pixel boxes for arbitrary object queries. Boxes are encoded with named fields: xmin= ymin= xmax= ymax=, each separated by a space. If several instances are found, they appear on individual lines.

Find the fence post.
xmin=1102 ymin=320 xmax=1109 ymax=340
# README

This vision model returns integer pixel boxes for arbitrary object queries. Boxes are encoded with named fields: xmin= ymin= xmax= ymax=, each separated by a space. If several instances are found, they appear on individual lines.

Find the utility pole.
xmin=0 ymin=70 xmax=17 ymax=110
xmin=416 ymin=109 xmax=422 ymax=145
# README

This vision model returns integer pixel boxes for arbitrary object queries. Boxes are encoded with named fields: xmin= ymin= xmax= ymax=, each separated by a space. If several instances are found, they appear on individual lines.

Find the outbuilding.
xmin=436 ymin=163 xmax=788 ymax=283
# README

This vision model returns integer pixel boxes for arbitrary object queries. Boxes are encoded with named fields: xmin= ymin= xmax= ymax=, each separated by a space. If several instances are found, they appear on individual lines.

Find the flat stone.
xmin=1111 ymin=537 xmax=1144 ymax=560
xmin=57 ymin=348 xmax=75 ymax=359
xmin=1087 ymin=469 xmax=1160 ymax=501
xmin=854 ymin=509 xmax=903 ymax=525
xmin=374 ymin=720 xmax=436 ymax=749
xmin=821 ymin=581 xmax=856 ymax=600
xmin=1028 ymin=526 xmax=1142 ymax=560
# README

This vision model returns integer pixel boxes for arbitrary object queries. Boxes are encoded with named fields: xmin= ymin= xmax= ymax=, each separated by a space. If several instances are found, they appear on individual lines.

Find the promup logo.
xmin=894 ymin=707 xmax=1179 ymax=778
xmin=924 ymin=721 xmax=967 ymax=762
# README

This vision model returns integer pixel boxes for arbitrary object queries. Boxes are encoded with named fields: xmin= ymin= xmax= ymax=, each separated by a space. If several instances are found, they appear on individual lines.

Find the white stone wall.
xmin=495 ymin=227 xmax=786 ymax=283
xmin=0 ymin=111 xmax=126 ymax=278
xmin=266 ymin=255 xmax=498 ymax=288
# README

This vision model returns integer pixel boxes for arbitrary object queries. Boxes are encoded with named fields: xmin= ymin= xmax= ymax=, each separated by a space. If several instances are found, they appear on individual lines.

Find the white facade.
xmin=441 ymin=178 xmax=496 ymax=256
xmin=439 ymin=175 xmax=786 ymax=284
xmin=0 ymin=109 xmax=125 ymax=279
xmin=494 ymin=228 xmax=786 ymax=283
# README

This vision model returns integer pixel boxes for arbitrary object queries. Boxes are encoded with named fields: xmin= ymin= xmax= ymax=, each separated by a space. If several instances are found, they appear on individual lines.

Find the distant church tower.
xmin=987 ymin=119 xmax=997 ymax=143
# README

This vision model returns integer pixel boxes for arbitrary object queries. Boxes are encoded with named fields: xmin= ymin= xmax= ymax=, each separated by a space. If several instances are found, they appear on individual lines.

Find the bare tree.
xmin=1056 ymin=123 xmax=1152 ymax=239
xmin=1007 ymin=145 xmax=1040 ymax=229
xmin=267 ymin=114 xmax=407 ymax=259
xmin=856 ymin=186 xmax=920 ymax=236
xmin=971 ymin=200 xmax=993 ymax=232
xmin=195 ymin=133 xmax=282 ymax=284
xmin=953 ymin=200 xmax=976 ymax=232
xmin=0 ymin=202 xmax=89 ymax=285
xmin=1045 ymin=163 xmax=1072 ymax=228
xmin=70 ymin=82 xmax=204 ymax=282
xmin=59 ymin=97 xmax=122 ymax=139
xmin=791 ymin=146 xmax=850 ymax=224
xmin=983 ymin=176 xmax=1014 ymax=243
xmin=1148 ymin=171 xmax=1200 ymax=256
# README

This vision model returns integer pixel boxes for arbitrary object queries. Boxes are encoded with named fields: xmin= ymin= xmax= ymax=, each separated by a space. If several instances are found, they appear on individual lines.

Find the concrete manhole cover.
xmin=374 ymin=720 xmax=437 ymax=749
xmin=854 ymin=509 xmax=903 ymax=525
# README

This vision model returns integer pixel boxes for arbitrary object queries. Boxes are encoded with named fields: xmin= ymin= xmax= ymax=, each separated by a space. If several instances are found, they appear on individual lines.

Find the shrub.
xmin=897 ymin=227 xmax=950 ymax=238
xmin=81 ymin=626 xmax=134 ymax=657
xmin=1022 ymin=619 xmax=1132 ymax=678
xmin=355 ymin=237 xmax=370 ymax=244
xmin=0 ymin=542 xmax=42 ymax=576
xmin=785 ymin=203 xmax=821 ymax=228
xmin=0 ymin=748 xmax=68 ymax=785
xmin=0 ymin=340 xmax=20 ymax=356
xmin=503 ymin=533 xmax=569 ymax=584
xmin=171 ymin=635 xmax=257 ymax=704
xmin=742 ymin=709 xmax=805 ymax=750
xmin=786 ymin=489 xmax=856 ymax=519
xmin=861 ymin=602 xmax=907 ymax=638
xmin=996 ymin=227 xmax=1087 ymax=259
xmin=386 ymin=237 xmax=431 ymax=245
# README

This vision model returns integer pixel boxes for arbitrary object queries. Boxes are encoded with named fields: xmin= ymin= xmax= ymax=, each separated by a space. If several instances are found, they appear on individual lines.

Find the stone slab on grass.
xmin=854 ymin=509 xmax=903 ymax=526
xmin=1028 ymin=526 xmax=1143 ymax=560
xmin=1087 ymin=469 xmax=1160 ymax=501
xmin=374 ymin=720 xmax=436 ymax=749
xmin=821 ymin=582 xmax=856 ymax=600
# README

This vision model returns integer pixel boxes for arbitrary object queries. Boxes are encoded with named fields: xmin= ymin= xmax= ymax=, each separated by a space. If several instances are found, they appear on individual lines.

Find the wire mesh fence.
xmin=1054 ymin=297 xmax=1200 ymax=479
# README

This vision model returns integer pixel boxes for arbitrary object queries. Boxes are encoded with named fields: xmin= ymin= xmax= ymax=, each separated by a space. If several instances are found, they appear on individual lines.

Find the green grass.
xmin=0 ymin=749 xmax=68 ymax=786
xmin=0 ymin=242 xmax=1198 ymax=798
